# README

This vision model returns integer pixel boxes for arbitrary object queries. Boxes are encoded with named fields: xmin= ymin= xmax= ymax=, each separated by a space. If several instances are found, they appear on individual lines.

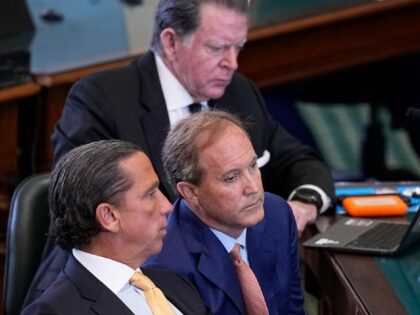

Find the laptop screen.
xmin=399 ymin=209 xmax=420 ymax=251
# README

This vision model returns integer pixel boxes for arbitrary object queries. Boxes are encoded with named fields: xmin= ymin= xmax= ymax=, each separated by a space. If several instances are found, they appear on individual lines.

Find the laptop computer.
xmin=303 ymin=207 xmax=420 ymax=255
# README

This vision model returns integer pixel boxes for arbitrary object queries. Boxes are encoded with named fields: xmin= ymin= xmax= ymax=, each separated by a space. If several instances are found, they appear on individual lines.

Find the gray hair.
xmin=162 ymin=110 xmax=250 ymax=195
xmin=49 ymin=140 xmax=143 ymax=250
xmin=151 ymin=0 xmax=249 ymax=55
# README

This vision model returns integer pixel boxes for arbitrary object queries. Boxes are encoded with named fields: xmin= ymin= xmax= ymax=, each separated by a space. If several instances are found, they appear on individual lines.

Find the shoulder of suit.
xmin=263 ymin=192 xmax=291 ymax=217
xmin=71 ymin=61 xmax=141 ymax=102
xmin=82 ymin=61 xmax=138 ymax=85
xmin=264 ymin=191 xmax=288 ymax=205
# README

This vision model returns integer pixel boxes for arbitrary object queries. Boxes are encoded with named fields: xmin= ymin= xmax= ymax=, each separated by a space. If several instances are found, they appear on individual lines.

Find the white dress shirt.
xmin=73 ymin=249 xmax=182 ymax=315
xmin=154 ymin=54 xmax=208 ymax=126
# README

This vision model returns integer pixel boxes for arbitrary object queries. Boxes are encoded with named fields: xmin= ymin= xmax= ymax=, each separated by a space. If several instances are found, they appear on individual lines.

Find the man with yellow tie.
xmin=22 ymin=140 xmax=210 ymax=315
xmin=145 ymin=110 xmax=305 ymax=314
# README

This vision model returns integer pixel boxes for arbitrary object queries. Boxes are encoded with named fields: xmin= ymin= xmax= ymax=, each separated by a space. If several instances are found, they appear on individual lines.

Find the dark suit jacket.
xmin=145 ymin=193 xmax=305 ymax=315
xmin=22 ymin=254 xmax=210 ymax=315
xmin=52 ymin=50 xmax=334 ymax=201
xmin=24 ymin=50 xmax=333 ymax=307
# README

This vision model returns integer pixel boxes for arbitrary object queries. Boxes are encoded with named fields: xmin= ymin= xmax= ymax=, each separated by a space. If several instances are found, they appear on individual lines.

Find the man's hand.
xmin=288 ymin=200 xmax=317 ymax=239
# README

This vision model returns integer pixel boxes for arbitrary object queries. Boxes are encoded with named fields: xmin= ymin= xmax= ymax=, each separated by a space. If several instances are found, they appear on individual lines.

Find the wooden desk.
xmin=303 ymin=216 xmax=408 ymax=315
xmin=0 ymin=82 xmax=39 ymax=103
xmin=26 ymin=0 xmax=420 ymax=171
xmin=240 ymin=0 xmax=420 ymax=87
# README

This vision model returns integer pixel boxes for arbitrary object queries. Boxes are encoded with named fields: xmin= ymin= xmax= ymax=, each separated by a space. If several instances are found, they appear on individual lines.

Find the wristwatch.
xmin=290 ymin=188 xmax=323 ymax=213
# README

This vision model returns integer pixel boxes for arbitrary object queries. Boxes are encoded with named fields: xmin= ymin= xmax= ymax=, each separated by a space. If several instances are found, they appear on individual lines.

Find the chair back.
xmin=3 ymin=173 xmax=50 ymax=315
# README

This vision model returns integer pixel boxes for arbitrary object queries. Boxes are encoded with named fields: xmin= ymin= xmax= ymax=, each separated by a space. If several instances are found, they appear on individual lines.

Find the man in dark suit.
xmin=25 ymin=0 xmax=334 ymax=306
xmin=22 ymin=140 xmax=210 ymax=315
xmin=146 ymin=110 xmax=305 ymax=314
xmin=53 ymin=0 xmax=334 ymax=231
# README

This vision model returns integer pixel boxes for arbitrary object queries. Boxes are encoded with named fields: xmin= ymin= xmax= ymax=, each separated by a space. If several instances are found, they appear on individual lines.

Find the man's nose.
xmin=158 ymin=190 xmax=173 ymax=215
xmin=221 ymin=47 xmax=238 ymax=70
xmin=243 ymin=172 xmax=260 ymax=195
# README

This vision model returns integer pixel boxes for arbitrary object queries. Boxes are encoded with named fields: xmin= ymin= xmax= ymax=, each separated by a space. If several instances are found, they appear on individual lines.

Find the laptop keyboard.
xmin=346 ymin=222 xmax=407 ymax=250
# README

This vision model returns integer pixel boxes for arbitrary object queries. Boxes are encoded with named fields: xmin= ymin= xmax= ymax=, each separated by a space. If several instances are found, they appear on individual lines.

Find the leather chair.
xmin=3 ymin=173 xmax=50 ymax=315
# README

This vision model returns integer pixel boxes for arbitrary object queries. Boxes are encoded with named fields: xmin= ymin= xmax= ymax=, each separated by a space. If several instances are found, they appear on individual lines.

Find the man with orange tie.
xmin=145 ymin=110 xmax=305 ymax=315
xmin=22 ymin=140 xmax=210 ymax=315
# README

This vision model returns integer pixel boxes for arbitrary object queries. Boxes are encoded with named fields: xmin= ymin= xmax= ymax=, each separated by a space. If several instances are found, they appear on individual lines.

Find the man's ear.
xmin=177 ymin=181 xmax=199 ymax=206
xmin=160 ymin=28 xmax=180 ymax=61
xmin=96 ymin=203 xmax=120 ymax=233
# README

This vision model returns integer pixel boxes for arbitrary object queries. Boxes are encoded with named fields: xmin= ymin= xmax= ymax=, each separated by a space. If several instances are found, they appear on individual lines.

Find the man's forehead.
xmin=197 ymin=125 xmax=255 ymax=164
xmin=200 ymin=146 xmax=257 ymax=179
xmin=196 ymin=121 xmax=245 ymax=146
xmin=121 ymin=152 xmax=158 ymax=182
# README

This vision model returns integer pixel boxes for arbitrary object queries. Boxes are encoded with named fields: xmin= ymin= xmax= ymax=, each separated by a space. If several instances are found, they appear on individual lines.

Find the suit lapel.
xmin=140 ymin=106 xmax=172 ymax=199
xmin=65 ymin=255 xmax=133 ymax=315
xmin=91 ymin=293 xmax=134 ymax=315
xmin=247 ymin=218 xmax=265 ymax=272
xmin=142 ymin=268 xmax=199 ymax=315
xmin=134 ymin=52 xmax=174 ymax=200
xmin=247 ymin=215 xmax=277 ymax=301
xmin=177 ymin=200 xmax=245 ymax=313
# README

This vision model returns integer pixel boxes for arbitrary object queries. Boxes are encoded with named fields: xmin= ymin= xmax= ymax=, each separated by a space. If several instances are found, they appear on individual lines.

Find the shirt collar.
xmin=154 ymin=53 xmax=194 ymax=111
xmin=73 ymin=248 xmax=140 ymax=295
xmin=210 ymin=228 xmax=247 ymax=253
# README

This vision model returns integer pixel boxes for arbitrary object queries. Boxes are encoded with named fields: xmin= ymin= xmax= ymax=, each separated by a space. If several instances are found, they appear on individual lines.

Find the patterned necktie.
xmin=188 ymin=103 xmax=202 ymax=113
xmin=129 ymin=271 xmax=176 ymax=315
xmin=230 ymin=244 xmax=269 ymax=315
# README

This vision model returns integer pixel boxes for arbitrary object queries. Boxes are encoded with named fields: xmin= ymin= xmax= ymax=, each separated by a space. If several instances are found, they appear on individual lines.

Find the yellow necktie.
xmin=230 ymin=244 xmax=269 ymax=315
xmin=129 ymin=271 xmax=176 ymax=315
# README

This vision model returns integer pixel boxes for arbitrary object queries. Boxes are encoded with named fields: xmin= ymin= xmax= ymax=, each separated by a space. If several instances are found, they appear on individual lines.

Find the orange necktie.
xmin=230 ymin=243 xmax=269 ymax=315
xmin=129 ymin=271 xmax=176 ymax=315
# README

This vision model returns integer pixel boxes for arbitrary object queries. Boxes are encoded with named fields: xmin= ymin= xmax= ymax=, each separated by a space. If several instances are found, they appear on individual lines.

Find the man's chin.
xmin=205 ymin=87 xmax=228 ymax=100
xmin=149 ymin=241 xmax=164 ymax=256
xmin=242 ymin=206 xmax=265 ymax=227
